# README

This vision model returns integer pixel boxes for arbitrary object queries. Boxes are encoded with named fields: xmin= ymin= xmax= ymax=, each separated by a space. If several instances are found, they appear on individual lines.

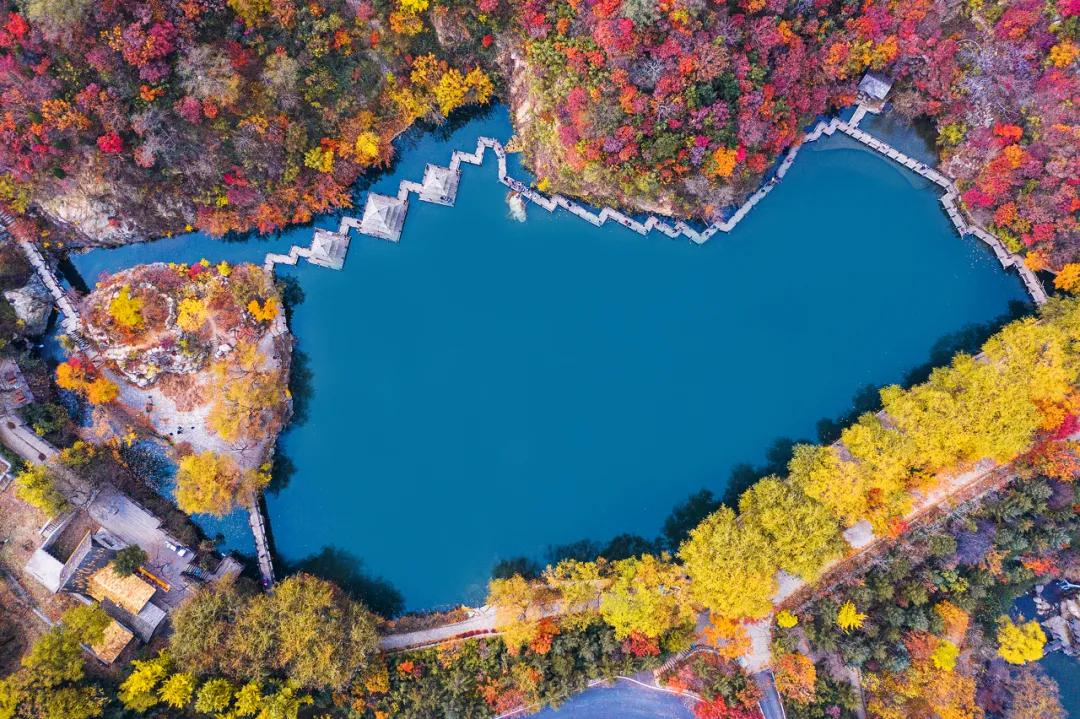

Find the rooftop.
xmin=87 ymin=564 xmax=156 ymax=615
xmin=0 ymin=358 xmax=33 ymax=413
xmin=90 ymin=619 xmax=135 ymax=664
xmin=858 ymin=72 xmax=893 ymax=102
xmin=359 ymin=193 xmax=408 ymax=242
xmin=419 ymin=164 xmax=461 ymax=206
xmin=309 ymin=229 xmax=350 ymax=270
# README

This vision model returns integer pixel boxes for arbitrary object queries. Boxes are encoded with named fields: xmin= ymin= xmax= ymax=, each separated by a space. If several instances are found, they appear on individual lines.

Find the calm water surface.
xmin=67 ymin=105 xmax=1029 ymax=610
xmin=1042 ymin=652 xmax=1079 ymax=717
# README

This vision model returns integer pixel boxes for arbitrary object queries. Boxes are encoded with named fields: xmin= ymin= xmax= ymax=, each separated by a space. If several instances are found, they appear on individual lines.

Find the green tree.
xmin=169 ymin=575 xmax=378 ymax=692
xmin=194 ymin=678 xmax=236 ymax=715
xmin=543 ymin=559 xmax=609 ymax=629
xmin=158 ymin=673 xmax=196 ymax=709
xmin=118 ymin=655 xmax=171 ymax=712
xmin=2 ymin=621 xmax=104 ymax=719
xmin=20 ymin=0 xmax=93 ymax=38
xmin=60 ymin=605 xmax=109 ymax=647
xmin=169 ymin=582 xmax=244 ymax=676
xmin=20 ymin=630 xmax=84 ymax=688
xmin=111 ymin=545 xmax=148 ymax=578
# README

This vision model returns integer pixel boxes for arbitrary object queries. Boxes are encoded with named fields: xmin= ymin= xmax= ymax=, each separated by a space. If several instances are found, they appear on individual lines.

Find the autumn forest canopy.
xmin=0 ymin=0 xmax=1074 ymax=264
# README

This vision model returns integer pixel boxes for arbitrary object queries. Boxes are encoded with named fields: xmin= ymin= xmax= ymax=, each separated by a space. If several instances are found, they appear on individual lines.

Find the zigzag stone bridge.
xmin=313 ymin=104 xmax=1046 ymax=306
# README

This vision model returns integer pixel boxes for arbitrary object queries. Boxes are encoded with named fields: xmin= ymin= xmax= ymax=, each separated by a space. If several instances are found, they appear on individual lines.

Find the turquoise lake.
xmin=66 ymin=105 xmax=1031 ymax=611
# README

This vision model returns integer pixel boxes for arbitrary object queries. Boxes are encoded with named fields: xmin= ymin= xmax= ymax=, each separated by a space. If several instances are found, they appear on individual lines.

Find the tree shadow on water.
xmin=265 ymin=452 xmax=295 ymax=496
xmin=720 ymin=437 xmax=803 ymax=508
xmin=287 ymin=348 xmax=315 ymax=427
xmin=899 ymin=300 xmax=1029 ymax=388
xmin=815 ymin=384 xmax=882 ymax=445
xmin=287 ymin=546 xmax=405 ymax=618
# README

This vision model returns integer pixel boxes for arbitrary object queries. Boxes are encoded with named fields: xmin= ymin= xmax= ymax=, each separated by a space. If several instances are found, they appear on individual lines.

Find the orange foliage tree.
xmin=773 ymin=653 xmax=816 ymax=705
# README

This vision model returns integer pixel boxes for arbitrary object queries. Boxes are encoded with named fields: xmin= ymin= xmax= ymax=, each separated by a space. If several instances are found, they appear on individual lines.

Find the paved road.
xmin=754 ymin=671 xmax=787 ymax=719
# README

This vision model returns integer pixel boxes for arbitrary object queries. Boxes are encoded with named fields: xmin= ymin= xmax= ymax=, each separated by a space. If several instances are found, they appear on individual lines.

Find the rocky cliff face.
xmin=3 ymin=275 xmax=52 ymax=336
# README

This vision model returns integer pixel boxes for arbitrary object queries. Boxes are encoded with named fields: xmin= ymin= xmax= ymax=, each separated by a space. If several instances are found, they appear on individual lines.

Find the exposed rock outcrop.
xmin=3 ymin=275 xmax=53 ymax=336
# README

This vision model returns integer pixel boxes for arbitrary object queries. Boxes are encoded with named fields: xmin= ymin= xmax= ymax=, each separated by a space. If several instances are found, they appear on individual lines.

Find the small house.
xmin=0 ymin=357 xmax=34 ymax=413
xmin=90 ymin=620 xmax=136 ymax=665
xmin=857 ymin=72 xmax=894 ymax=110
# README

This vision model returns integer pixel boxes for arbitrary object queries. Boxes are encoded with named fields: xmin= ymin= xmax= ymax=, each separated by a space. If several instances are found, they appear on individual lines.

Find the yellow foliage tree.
xmin=15 ymin=464 xmax=70 ymax=517
xmin=931 ymin=639 xmax=959 ymax=672
xmin=354 ymin=131 xmax=381 ymax=164
xmin=598 ymin=554 xmax=693 ymax=639
xmin=935 ymin=601 xmax=970 ymax=640
xmin=434 ymin=69 xmax=468 ymax=117
xmin=177 ymin=297 xmax=208 ymax=332
xmin=543 ymin=558 xmax=608 ymax=629
xmin=997 ymin=617 xmax=1046 ymax=665
xmin=119 ymin=655 xmax=171 ymax=712
xmin=487 ymin=575 xmax=554 ymax=654
xmin=389 ymin=9 xmax=424 ymax=35
xmin=738 ymin=476 xmax=844 ymax=580
xmin=836 ymin=601 xmax=866 ymax=632
xmin=206 ymin=343 xmax=286 ymax=444
xmin=84 ymin=376 xmax=119 ymax=405
xmin=776 ymin=610 xmax=799 ymax=629
xmin=174 ymin=452 xmax=268 ymax=516
xmin=247 ymin=297 xmax=279 ymax=323
xmin=303 ymin=146 xmax=334 ymax=173
xmin=194 ymin=678 xmax=235 ymax=715
xmin=465 ymin=67 xmax=494 ymax=105
xmin=1055 ymin=264 xmax=1080 ymax=293
xmin=865 ymin=639 xmax=981 ymax=719
xmin=702 ymin=616 xmax=750 ymax=660
xmin=108 ymin=285 xmax=144 ymax=329
xmin=158 ymin=673 xmax=196 ymax=709
xmin=679 ymin=506 xmax=777 ymax=620
xmin=787 ymin=444 xmax=871 ymax=527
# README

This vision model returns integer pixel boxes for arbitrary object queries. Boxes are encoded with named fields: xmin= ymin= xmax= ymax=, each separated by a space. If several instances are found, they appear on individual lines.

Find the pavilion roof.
xmin=858 ymin=72 xmax=893 ymax=101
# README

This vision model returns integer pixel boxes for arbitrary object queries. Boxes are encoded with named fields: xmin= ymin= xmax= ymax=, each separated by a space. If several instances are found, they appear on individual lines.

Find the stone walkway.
xmin=339 ymin=106 xmax=1047 ymax=306
xmin=0 ymin=210 xmax=82 ymax=333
